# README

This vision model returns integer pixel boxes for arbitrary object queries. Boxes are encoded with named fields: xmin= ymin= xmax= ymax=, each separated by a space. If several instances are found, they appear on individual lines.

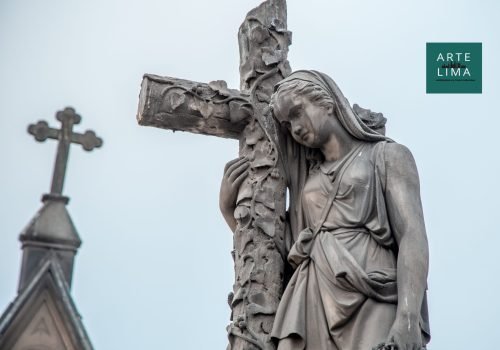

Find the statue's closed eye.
xmin=288 ymin=105 xmax=302 ymax=120
xmin=281 ymin=121 xmax=291 ymax=129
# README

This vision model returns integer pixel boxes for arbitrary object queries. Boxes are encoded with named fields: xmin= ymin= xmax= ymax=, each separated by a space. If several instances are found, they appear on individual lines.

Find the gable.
xmin=0 ymin=257 xmax=93 ymax=350
xmin=10 ymin=289 xmax=75 ymax=350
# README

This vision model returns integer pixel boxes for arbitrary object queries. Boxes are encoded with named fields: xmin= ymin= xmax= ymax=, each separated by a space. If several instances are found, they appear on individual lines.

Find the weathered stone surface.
xmin=137 ymin=1 xmax=291 ymax=349
xmin=227 ymin=4 xmax=291 ymax=346
xmin=138 ymin=75 xmax=252 ymax=139
xmin=268 ymin=70 xmax=430 ymax=350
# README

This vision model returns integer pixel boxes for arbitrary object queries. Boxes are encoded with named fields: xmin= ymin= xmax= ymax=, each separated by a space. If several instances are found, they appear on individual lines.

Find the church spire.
xmin=18 ymin=107 xmax=103 ymax=291
xmin=0 ymin=107 xmax=101 ymax=349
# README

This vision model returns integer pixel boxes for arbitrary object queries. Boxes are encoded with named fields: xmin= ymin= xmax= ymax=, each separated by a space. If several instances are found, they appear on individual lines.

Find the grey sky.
xmin=1 ymin=0 xmax=499 ymax=348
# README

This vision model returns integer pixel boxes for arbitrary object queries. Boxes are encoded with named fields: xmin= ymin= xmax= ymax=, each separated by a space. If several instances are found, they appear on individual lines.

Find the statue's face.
xmin=274 ymin=93 xmax=334 ymax=148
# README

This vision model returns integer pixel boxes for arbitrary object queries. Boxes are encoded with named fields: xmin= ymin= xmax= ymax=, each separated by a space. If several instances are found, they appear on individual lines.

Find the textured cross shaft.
xmin=28 ymin=107 xmax=103 ymax=196
xmin=137 ymin=1 xmax=291 ymax=349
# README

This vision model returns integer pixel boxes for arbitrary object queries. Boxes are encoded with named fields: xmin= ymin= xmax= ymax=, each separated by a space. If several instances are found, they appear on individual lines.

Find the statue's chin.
xmin=293 ymin=132 xmax=314 ymax=147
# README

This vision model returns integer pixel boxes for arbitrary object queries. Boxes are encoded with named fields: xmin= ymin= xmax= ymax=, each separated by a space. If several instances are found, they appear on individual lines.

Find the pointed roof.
xmin=20 ymin=194 xmax=81 ymax=247
xmin=0 ymin=252 xmax=93 ymax=349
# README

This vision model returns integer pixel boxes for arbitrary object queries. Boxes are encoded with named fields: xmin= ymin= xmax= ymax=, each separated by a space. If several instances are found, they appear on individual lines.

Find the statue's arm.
xmin=384 ymin=143 xmax=429 ymax=348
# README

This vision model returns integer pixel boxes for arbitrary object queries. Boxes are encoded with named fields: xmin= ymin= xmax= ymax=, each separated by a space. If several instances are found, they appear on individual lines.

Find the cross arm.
xmin=137 ymin=74 xmax=254 ymax=139
xmin=71 ymin=131 xmax=103 ymax=151
xmin=27 ymin=121 xmax=59 ymax=142
xmin=27 ymin=121 xmax=102 ymax=151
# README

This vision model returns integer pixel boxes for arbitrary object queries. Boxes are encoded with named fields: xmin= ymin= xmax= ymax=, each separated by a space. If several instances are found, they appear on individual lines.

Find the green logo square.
xmin=426 ymin=42 xmax=482 ymax=94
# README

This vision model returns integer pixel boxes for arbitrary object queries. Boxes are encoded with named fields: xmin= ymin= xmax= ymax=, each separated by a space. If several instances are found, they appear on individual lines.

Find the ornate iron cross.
xmin=28 ymin=107 xmax=103 ymax=196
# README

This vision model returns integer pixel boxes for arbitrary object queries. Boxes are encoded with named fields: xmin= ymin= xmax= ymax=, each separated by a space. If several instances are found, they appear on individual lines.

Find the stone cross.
xmin=28 ymin=107 xmax=103 ymax=197
xmin=137 ymin=1 xmax=291 ymax=349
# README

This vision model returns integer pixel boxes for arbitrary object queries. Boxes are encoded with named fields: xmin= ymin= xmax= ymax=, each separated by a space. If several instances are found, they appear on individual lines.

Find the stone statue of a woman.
xmin=220 ymin=70 xmax=430 ymax=350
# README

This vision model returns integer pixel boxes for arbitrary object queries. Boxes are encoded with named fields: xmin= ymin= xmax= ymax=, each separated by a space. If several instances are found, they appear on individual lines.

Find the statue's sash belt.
xmin=288 ymin=227 xmax=398 ymax=303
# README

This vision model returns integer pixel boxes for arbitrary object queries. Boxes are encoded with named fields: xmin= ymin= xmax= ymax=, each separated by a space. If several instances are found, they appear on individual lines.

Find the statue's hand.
xmin=219 ymin=157 xmax=250 ymax=232
xmin=385 ymin=313 xmax=423 ymax=350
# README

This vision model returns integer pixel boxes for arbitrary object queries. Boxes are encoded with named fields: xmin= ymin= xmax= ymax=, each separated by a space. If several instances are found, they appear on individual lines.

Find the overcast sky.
xmin=1 ymin=0 xmax=499 ymax=348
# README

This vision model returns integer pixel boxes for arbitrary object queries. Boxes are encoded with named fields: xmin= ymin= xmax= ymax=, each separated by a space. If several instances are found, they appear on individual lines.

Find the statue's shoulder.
xmin=383 ymin=142 xmax=416 ymax=167
xmin=379 ymin=142 xmax=420 ymax=187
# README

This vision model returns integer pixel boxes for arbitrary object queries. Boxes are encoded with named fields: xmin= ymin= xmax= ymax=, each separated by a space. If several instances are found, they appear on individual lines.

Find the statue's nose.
xmin=292 ymin=124 xmax=303 ymax=137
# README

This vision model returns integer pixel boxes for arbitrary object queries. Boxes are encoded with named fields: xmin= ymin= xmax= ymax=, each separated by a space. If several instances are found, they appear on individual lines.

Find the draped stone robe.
xmin=271 ymin=140 xmax=430 ymax=350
